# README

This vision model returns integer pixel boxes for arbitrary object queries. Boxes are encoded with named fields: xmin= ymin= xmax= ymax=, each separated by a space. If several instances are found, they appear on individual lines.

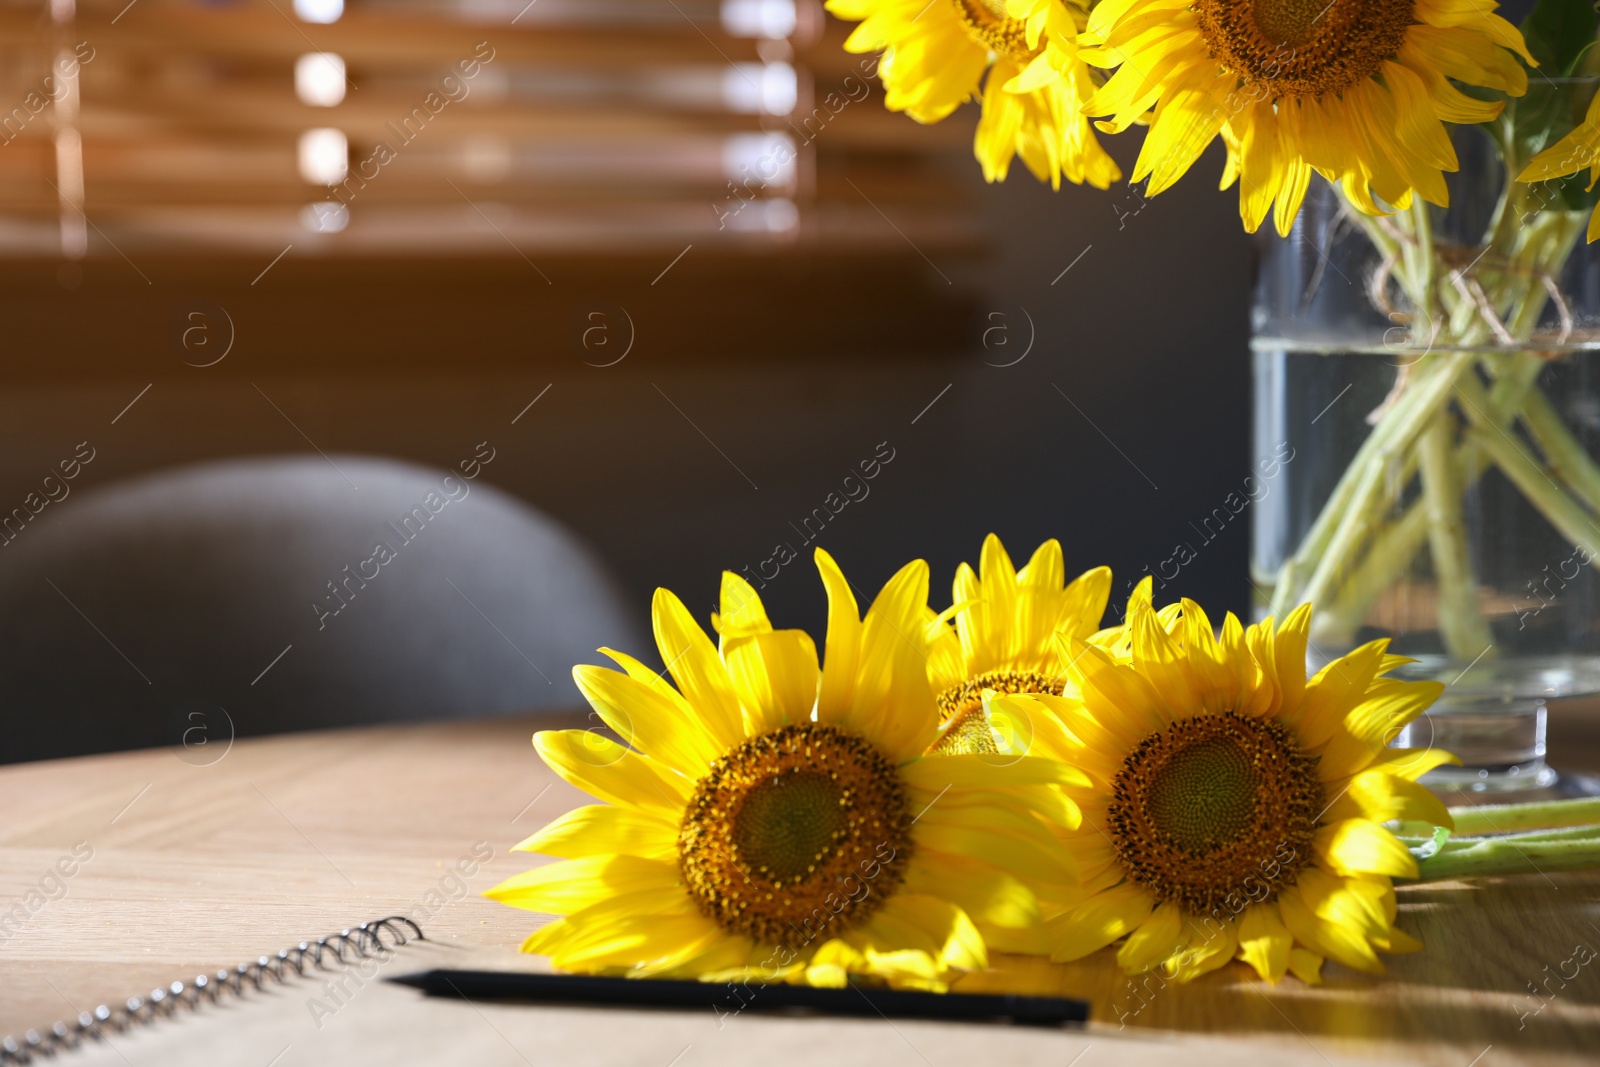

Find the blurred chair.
xmin=0 ymin=454 xmax=642 ymax=764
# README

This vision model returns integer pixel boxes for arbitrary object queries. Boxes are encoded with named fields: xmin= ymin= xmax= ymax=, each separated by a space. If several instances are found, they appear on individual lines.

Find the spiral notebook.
xmin=0 ymin=917 xmax=1290 ymax=1067
xmin=0 ymin=916 xmax=477 ymax=1066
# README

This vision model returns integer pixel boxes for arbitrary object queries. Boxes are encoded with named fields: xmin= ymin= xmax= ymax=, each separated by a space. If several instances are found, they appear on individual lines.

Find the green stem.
xmin=1311 ymin=361 xmax=1550 ymax=643
xmin=1466 ymin=425 xmax=1600 ymax=563
xmin=1466 ymin=825 xmax=1600 ymax=844
xmin=1404 ymin=200 xmax=1440 ymax=323
xmin=1274 ymin=205 xmax=1485 ymax=623
xmin=1399 ymin=827 xmax=1600 ymax=853
xmin=1418 ymin=415 xmax=1494 ymax=659
xmin=1458 ymin=389 xmax=1600 ymax=566
xmin=1314 ymin=496 xmax=1432 ymax=642
xmin=1346 ymin=207 xmax=1402 ymax=266
xmin=1296 ymin=351 xmax=1476 ymax=618
xmin=1448 ymin=797 xmax=1600 ymax=835
xmin=1411 ymin=836 xmax=1600 ymax=881
xmin=1520 ymin=387 xmax=1600 ymax=517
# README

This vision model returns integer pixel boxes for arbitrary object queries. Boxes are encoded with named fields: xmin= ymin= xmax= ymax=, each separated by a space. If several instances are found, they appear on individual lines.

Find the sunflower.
xmin=926 ymin=534 xmax=1111 ymax=755
xmin=1080 ymin=0 xmax=1536 ymax=234
xmin=487 ymin=551 xmax=1089 ymax=989
xmin=994 ymin=584 xmax=1456 ymax=983
xmin=826 ymin=0 xmax=1121 ymax=188
xmin=1518 ymin=87 xmax=1600 ymax=243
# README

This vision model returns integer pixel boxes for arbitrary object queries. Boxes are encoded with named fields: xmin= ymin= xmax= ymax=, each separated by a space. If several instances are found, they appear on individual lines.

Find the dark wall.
xmin=0 ymin=135 xmax=1253 ymax=689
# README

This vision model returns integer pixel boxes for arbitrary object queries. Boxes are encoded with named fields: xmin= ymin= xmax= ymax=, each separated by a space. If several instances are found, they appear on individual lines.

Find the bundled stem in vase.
xmin=1267 ymin=178 xmax=1595 ymax=666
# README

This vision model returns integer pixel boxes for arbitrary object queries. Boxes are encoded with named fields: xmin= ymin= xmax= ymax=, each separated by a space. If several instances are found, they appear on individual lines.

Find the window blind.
xmin=0 ymin=0 xmax=980 ymax=258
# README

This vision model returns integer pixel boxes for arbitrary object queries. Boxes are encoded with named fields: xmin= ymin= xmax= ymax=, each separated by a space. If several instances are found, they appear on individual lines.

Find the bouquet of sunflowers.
xmin=490 ymin=537 xmax=1600 ymax=990
xmin=822 ymin=2 xmax=1600 ymax=673
xmin=825 ymin=0 xmax=1594 ymax=235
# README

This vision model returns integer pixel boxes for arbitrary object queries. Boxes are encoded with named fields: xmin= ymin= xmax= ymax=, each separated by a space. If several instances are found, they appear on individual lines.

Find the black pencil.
xmin=388 ymin=969 xmax=1089 ymax=1026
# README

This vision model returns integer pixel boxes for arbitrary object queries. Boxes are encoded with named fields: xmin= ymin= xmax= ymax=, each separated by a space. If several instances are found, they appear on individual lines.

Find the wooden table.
xmin=3 ymin=710 xmax=1599 ymax=1065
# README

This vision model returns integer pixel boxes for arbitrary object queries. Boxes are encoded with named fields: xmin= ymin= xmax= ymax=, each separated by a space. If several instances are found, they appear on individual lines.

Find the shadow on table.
xmin=964 ymin=873 xmax=1600 ymax=1060
xmin=1147 ymin=876 xmax=1600 ymax=1054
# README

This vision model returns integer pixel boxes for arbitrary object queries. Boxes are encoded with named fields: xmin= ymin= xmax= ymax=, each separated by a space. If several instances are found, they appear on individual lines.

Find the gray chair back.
xmin=0 ymin=454 xmax=640 ymax=763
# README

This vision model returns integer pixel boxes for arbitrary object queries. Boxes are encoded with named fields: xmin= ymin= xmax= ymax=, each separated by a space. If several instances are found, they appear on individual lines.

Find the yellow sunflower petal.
xmin=1271 ymin=603 xmax=1312 ymax=714
xmin=1046 ymin=883 xmax=1157 ymax=962
xmin=1407 ymin=23 xmax=1528 ymax=95
xmin=914 ymin=819 xmax=1076 ymax=886
xmin=979 ymin=534 xmax=1021 ymax=656
xmin=1221 ymin=611 xmax=1273 ymax=717
xmin=1518 ymin=82 xmax=1600 ymax=185
xmin=1065 ymin=639 xmax=1169 ymax=737
xmin=1376 ymin=925 xmax=1424 ymax=954
xmin=1287 ymin=946 xmax=1324 ymax=985
xmin=1081 ymin=0 xmax=1532 ymax=230
xmin=1003 ymin=693 xmax=1125 ymax=780
xmin=917 ymin=782 xmax=1082 ymax=829
xmin=550 ymin=912 xmax=722 ymax=972
xmin=1358 ymin=746 xmax=1461 ymax=782
xmin=1277 ymin=872 xmax=1388 ymax=975
xmin=1236 ymin=902 xmax=1293 ymax=982
xmin=1319 ymin=678 xmax=1445 ymax=779
xmin=1017 ymin=538 xmax=1065 ymax=589
xmin=1116 ymin=901 xmax=1185 ymax=973
xmin=722 ymin=628 xmax=819 ymax=735
xmin=876 ymin=892 xmax=989 ymax=972
xmin=573 ymin=664 xmax=720 ymax=777
xmin=598 ymin=647 xmax=688 ymax=705
xmin=485 ymin=854 xmax=681 ymax=914
xmin=1129 ymin=603 xmax=1205 ymax=718
xmin=1178 ymin=598 xmax=1237 ymax=713
xmin=1324 ymin=770 xmax=1454 ymax=829
xmin=804 ymin=938 xmax=865 ymax=987
xmin=715 ymin=570 xmax=773 ymax=638
xmin=650 ymin=588 xmax=745 ymax=748
xmin=900 ymin=752 xmax=1090 ymax=790
xmin=637 ymin=931 xmax=756 ymax=978
xmin=1313 ymin=818 xmax=1419 ymax=879
xmin=917 ymin=800 xmax=1081 ymax=862
xmin=852 ymin=558 xmax=940 ymax=758
xmin=1169 ymin=915 xmax=1238 ymax=982
xmin=512 ymin=804 xmax=678 ymax=859
xmin=1137 ymin=76 xmax=1228 ymax=195
xmin=903 ymin=857 xmax=1040 ymax=933
xmin=1001 ymin=692 xmax=1082 ymax=763
xmin=814 ymin=547 xmax=864 ymax=721
xmin=1061 ymin=565 xmax=1113 ymax=633
xmin=1295 ymin=638 xmax=1392 ymax=750
xmin=534 ymin=729 xmax=689 ymax=818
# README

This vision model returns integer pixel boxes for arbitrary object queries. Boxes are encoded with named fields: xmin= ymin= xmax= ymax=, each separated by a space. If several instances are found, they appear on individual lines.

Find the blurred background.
xmin=0 ymin=0 xmax=1256 ymax=762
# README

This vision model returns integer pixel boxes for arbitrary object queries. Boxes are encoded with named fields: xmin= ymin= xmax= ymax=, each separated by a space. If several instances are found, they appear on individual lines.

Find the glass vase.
xmin=1251 ymin=80 xmax=1600 ymax=794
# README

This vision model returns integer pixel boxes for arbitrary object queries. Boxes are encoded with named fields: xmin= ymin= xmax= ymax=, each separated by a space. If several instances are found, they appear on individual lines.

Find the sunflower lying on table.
xmin=998 ymin=581 xmax=1452 ymax=983
xmin=925 ymin=534 xmax=1110 ymax=755
xmin=487 ymin=550 xmax=1087 ymax=989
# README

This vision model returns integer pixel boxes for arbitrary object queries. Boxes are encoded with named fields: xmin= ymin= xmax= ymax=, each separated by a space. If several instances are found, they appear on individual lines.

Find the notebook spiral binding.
xmin=0 ymin=915 xmax=424 ymax=1065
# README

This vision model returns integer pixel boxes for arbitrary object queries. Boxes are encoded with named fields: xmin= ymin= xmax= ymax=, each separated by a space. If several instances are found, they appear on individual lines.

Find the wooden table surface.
xmin=3 ymin=709 xmax=1600 ymax=1066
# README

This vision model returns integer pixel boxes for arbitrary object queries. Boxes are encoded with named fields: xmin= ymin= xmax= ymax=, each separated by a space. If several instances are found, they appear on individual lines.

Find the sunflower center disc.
xmin=1194 ymin=0 xmax=1415 ymax=98
xmin=950 ymin=0 xmax=1044 ymax=66
xmin=932 ymin=668 xmax=1060 ymax=755
xmin=679 ymin=723 xmax=911 ymax=947
xmin=1145 ymin=735 xmax=1259 ymax=852
xmin=1107 ymin=712 xmax=1321 ymax=914
xmin=733 ymin=773 xmax=850 ymax=883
